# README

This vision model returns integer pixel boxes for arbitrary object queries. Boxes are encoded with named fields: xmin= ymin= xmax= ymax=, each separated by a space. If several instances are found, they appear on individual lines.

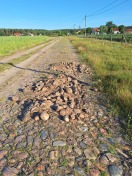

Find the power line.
xmin=78 ymin=0 xmax=128 ymax=33
xmin=87 ymin=0 xmax=121 ymax=17
xmin=81 ymin=0 xmax=123 ymax=27
xmin=87 ymin=0 xmax=129 ymax=17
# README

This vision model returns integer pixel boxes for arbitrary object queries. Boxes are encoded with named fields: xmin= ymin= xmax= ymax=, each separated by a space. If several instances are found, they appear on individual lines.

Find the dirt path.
xmin=0 ymin=38 xmax=58 ymax=86
xmin=0 ymin=39 xmax=54 ymax=63
xmin=0 ymin=38 xmax=131 ymax=176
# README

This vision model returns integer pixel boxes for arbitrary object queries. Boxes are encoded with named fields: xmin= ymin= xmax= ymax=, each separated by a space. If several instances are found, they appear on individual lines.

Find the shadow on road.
xmin=0 ymin=62 xmax=91 ymax=87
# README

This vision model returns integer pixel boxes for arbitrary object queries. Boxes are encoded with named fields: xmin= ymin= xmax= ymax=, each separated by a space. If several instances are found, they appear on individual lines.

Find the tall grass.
xmin=70 ymin=37 xmax=132 ymax=136
xmin=0 ymin=36 xmax=50 ymax=57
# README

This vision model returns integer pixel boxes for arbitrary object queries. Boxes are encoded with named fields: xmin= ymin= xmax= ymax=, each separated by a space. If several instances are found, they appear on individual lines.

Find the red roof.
xmin=93 ymin=28 xmax=100 ymax=32
xmin=113 ymin=28 xmax=119 ymax=31
xmin=125 ymin=28 xmax=132 ymax=33
xmin=14 ymin=32 xmax=21 ymax=36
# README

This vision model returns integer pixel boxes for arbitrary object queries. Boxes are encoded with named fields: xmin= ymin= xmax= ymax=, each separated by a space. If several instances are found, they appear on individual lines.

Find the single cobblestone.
xmin=53 ymin=141 xmax=66 ymax=147
xmin=0 ymin=150 xmax=8 ymax=160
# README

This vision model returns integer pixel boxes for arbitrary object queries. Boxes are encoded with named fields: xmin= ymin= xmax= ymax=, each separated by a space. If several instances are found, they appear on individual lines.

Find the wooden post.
xmin=110 ymin=33 xmax=112 ymax=42
xmin=123 ymin=34 xmax=127 ymax=43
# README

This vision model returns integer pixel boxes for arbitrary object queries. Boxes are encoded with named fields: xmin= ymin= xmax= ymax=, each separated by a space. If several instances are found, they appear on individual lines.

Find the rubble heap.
xmin=19 ymin=62 xmax=91 ymax=123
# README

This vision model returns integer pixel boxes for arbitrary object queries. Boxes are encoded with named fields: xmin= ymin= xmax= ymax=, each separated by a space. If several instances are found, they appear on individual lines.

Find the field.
xmin=85 ymin=34 xmax=132 ymax=43
xmin=70 ymin=37 xmax=132 ymax=135
xmin=0 ymin=36 xmax=50 ymax=57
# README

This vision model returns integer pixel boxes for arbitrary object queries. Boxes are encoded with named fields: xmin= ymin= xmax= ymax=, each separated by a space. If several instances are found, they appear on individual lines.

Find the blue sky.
xmin=0 ymin=0 xmax=131 ymax=29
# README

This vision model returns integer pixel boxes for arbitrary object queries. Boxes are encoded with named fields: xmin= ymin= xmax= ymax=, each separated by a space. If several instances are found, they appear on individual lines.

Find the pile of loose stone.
xmin=0 ymin=62 xmax=131 ymax=176
xmin=18 ymin=62 xmax=91 ymax=123
xmin=22 ymin=74 xmax=88 ymax=123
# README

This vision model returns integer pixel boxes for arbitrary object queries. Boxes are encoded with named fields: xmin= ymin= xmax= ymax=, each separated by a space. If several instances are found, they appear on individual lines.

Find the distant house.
xmin=14 ymin=32 xmax=22 ymax=36
xmin=125 ymin=28 xmax=132 ymax=34
xmin=28 ymin=33 xmax=34 ymax=36
xmin=92 ymin=28 xmax=100 ymax=35
xmin=113 ymin=28 xmax=120 ymax=34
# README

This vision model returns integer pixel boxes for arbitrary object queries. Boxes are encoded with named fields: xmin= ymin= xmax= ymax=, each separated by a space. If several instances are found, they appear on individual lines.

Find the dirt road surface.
xmin=0 ymin=38 xmax=131 ymax=176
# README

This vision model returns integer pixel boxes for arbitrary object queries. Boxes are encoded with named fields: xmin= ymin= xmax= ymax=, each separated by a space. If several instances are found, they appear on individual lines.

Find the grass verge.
xmin=70 ymin=37 xmax=132 ymax=138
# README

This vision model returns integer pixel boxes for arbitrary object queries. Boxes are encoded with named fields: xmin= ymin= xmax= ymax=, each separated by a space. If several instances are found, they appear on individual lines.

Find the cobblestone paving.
xmin=0 ymin=38 xmax=131 ymax=176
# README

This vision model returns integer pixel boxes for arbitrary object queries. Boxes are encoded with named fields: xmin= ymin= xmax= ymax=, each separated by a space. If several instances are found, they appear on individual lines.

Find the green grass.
xmin=0 ymin=39 xmax=51 ymax=72
xmin=0 ymin=36 xmax=50 ymax=57
xmin=70 ymin=37 xmax=132 ymax=137
xmin=85 ymin=34 xmax=132 ymax=43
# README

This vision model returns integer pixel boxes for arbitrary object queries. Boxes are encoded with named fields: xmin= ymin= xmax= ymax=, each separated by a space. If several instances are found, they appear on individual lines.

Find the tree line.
xmin=0 ymin=28 xmax=75 ymax=36
xmin=87 ymin=21 xmax=132 ymax=34
xmin=0 ymin=21 xmax=131 ymax=36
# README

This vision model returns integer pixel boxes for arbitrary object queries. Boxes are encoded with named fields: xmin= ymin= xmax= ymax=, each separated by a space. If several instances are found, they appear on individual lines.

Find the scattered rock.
xmin=100 ymin=144 xmax=108 ymax=152
xmin=17 ymin=142 xmax=26 ymax=149
xmin=63 ymin=116 xmax=70 ymax=122
xmin=116 ymin=148 xmax=129 ymax=158
xmin=41 ymin=130 xmax=47 ymax=140
xmin=34 ymin=116 xmax=40 ymax=121
xmin=99 ymin=155 xmax=109 ymax=165
xmin=36 ymin=162 xmax=44 ymax=171
xmin=27 ymin=135 xmax=33 ymax=146
xmin=89 ymin=169 xmax=100 ymax=176
xmin=74 ymin=166 xmax=86 ymax=176
xmin=49 ymin=150 xmax=58 ymax=160
xmin=2 ymin=166 xmax=19 ymax=176
xmin=11 ymin=96 xmax=19 ymax=102
xmin=0 ymin=150 xmax=8 ymax=160
xmin=17 ymin=152 xmax=28 ymax=160
xmin=40 ymin=112 xmax=49 ymax=121
xmin=14 ymin=135 xmax=25 ymax=143
xmin=80 ymin=141 xmax=87 ymax=149
xmin=65 ymin=87 xmax=73 ymax=94
xmin=33 ymin=137 xmax=41 ymax=148
xmin=74 ymin=147 xmax=82 ymax=155
xmin=16 ymin=162 xmax=24 ymax=170
xmin=60 ymin=109 xmax=66 ymax=116
xmin=106 ymin=153 xmax=117 ymax=163
xmin=23 ymin=115 xmax=30 ymax=122
xmin=84 ymin=149 xmax=96 ymax=160
xmin=53 ymin=141 xmax=66 ymax=147
xmin=84 ymin=160 xmax=92 ymax=167
xmin=93 ymin=146 xmax=100 ymax=155
xmin=79 ymin=126 xmax=88 ymax=132
xmin=108 ymin=165 xmax=123 ymax=176
xmin=0 ymin=158 xmax=6 ymax=168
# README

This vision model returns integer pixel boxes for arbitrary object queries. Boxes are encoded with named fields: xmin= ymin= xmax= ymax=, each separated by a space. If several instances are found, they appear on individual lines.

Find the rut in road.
xmin=0 ymin=38 xmax=131 ymax=176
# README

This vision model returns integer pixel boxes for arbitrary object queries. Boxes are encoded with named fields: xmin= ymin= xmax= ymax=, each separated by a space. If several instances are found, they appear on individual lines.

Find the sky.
xmin=0 ymin=0 xmax=131 ymax=30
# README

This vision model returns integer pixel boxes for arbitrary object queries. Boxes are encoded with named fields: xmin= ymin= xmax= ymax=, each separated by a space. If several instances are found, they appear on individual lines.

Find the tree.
xmin=0 ymin=29 xmax=5 ymax=36
xmin=99 ymin=25 xmax=108 ymax=34
xmin=106 ymin=21 xmax=117 ymax=34
xmin=118 ymin=25 xmax=125 ymax=34
xmin=87 ymin=27 xmax=92 ymax=34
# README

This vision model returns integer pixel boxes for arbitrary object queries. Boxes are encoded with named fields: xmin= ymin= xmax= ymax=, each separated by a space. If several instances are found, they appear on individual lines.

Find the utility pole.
xmin=85 ymin=15 xmax=87 ymax=37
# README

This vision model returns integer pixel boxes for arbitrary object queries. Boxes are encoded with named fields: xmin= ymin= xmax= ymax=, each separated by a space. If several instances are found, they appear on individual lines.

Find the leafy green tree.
xmin=99 ymin=25 xmax=108 ymax=34
xmin=87 ymin=27 xmax=92 ymax=34
xmin=0 ymin=29 xmax=5 ymax=36
xmin=118 ymin=25 xmax=125 ymax=34
xmin=106 ymin=21 xmax=117 ymax=34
